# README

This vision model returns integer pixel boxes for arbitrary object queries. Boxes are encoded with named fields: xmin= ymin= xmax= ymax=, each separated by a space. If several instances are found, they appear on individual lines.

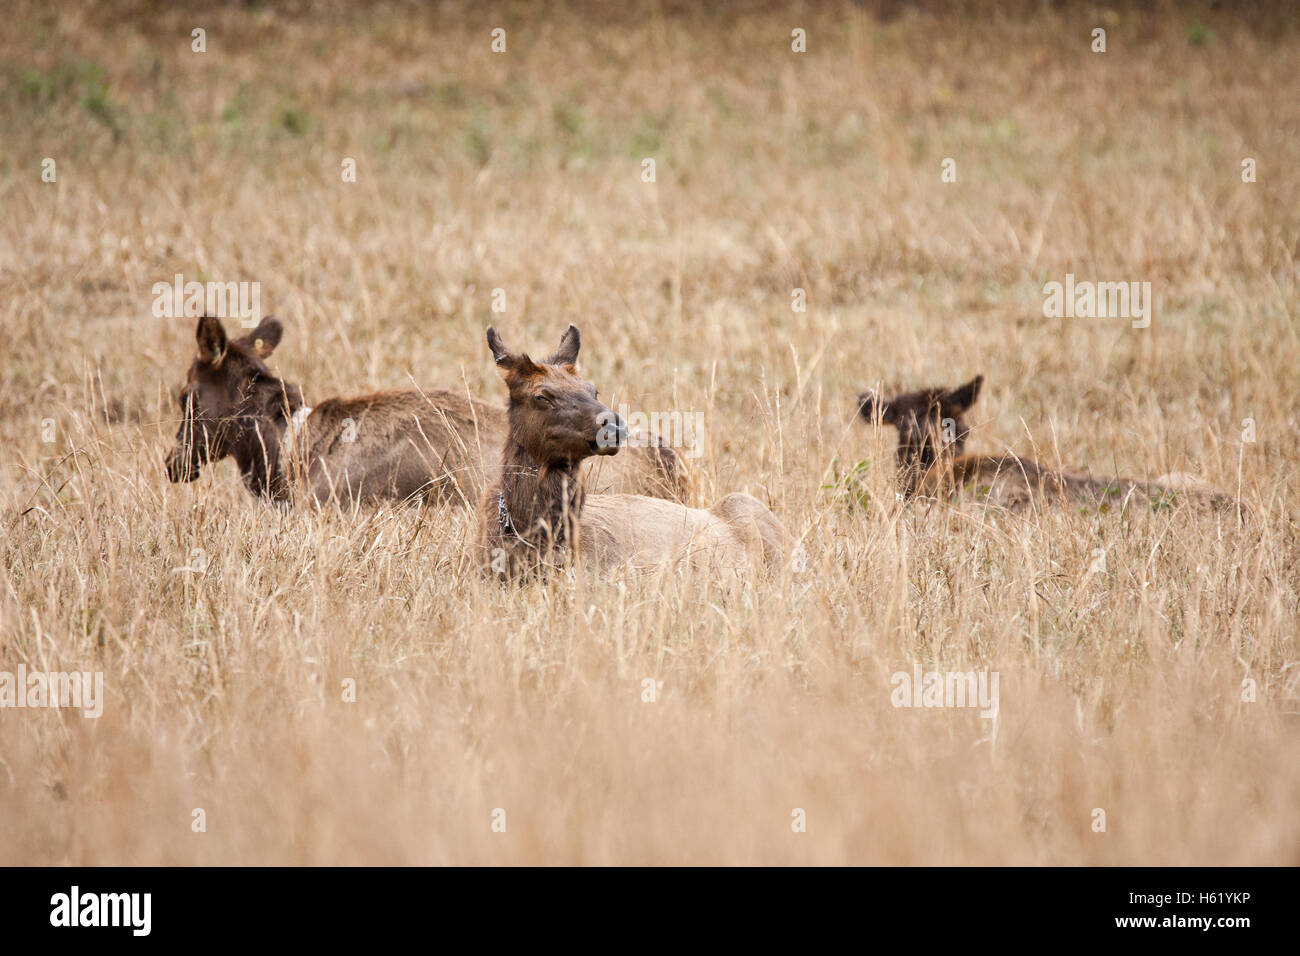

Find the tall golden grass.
xmin=1 ymin=1 xmax=1297 ymax=864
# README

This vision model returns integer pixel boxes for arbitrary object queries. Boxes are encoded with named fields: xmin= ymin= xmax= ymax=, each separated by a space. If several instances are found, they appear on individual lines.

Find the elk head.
xmin=165 ymin=315 xmax=301 ymax=495
xmin=485 ymin=324 xmax=626 ymax=473
xmin=858 ymin=375 xmax=983 ymax=496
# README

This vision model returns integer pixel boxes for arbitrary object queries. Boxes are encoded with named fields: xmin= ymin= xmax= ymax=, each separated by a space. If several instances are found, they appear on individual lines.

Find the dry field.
xmin=1 ymin=1 xmax=1298 ymax=865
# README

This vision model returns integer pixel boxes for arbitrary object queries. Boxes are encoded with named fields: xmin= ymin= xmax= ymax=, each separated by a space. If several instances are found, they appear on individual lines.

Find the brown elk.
xmin=479 ymin=325 xmax=791 ymax=577
xmin=164 ymin=315 xmax=686 ymax=507
xmin=857 ymin=375 xmax=1241 ymax=516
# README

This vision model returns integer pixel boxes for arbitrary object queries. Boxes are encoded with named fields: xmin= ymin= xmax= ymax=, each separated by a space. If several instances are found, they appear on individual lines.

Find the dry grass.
xmin=1 ymin=0 xmax=1298 ymax=864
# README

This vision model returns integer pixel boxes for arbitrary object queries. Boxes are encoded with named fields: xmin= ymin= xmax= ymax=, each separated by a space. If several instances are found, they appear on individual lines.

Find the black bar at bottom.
xmin=0 ymin=865 xmax=1286 ymax=943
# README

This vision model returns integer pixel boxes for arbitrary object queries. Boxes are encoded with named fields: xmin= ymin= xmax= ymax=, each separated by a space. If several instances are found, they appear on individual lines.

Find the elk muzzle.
xmin=592 ymin=409 xmax=627 ymax=456
xmin=165 ymin=445 xmax=200 ymax=482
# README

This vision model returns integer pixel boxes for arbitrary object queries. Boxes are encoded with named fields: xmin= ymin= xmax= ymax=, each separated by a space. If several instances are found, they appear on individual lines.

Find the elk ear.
xmin=858 ymin=390 xmax=895 ymax=425
xmin=486 ymin=326 xmax=541 ymax=377
xmin=943 ymin=375 xmax=983 ymax=413
xmin=547 ymin=324 xmax=581 ymax=366
xmin=486 ymin=326 xmax=518 ymax=369
xmin=196 ymin=315 xmax=228 ymax=367
xmin=246 ymin=315 xmax=284 ymax=359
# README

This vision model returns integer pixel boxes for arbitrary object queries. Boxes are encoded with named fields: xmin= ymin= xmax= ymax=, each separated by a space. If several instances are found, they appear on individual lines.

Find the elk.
xmin=479 ymin=325 xmax=791 ymax=578
xmin=164 ymin=315 xmax=686 ymax=507
xmin=856 ymin=375 xmax=1241 ymax=516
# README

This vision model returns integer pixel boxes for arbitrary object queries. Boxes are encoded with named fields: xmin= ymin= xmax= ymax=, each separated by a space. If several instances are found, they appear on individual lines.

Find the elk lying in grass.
xmin=479 ymin=325 xmax=790 ymax=578
xmin=164 ymin=315 xmax=686 ymax=507
xmin=857 ymin=375 xmax=1241 ymax=517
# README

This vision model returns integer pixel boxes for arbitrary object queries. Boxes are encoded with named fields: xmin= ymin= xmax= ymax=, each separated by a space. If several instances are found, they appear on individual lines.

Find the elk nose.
xmin=593 ymin=410 xmax=626 ymax=454
xmin=165 ymin=450 xmax=195 ymax=483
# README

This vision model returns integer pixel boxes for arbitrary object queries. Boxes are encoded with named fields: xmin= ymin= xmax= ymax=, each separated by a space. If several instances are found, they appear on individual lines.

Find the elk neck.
xmin=496 ymin=428 xmax=585 ymax=553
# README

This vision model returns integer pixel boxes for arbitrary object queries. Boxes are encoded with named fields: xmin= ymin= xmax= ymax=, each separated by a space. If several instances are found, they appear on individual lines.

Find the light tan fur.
xmin=577 ymin=492 xmax=790 ymax=574
xmin=919 ymin=452 xmax=1237 ymax=514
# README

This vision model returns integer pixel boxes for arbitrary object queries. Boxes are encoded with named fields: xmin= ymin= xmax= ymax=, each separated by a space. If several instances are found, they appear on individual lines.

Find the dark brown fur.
xmin=478 ymin=324 xmax=616 ymax=575
xmin=165 ymin=315 xmax=687 ymax=507
xmin=165 ymin=315 xmax=303 ymax=499
xmin=858 ymin=375 xmax=1242 ymax=516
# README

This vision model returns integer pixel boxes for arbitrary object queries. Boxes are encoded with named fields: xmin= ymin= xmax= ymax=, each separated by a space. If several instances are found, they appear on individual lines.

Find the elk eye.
xmin=534 ymin=392 xmax=555 ymax=407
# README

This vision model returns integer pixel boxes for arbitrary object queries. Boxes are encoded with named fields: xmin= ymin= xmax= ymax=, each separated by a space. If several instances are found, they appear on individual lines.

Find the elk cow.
xmin=479 ymin=325 xmax=791 ymax=578
xmin=857 ymin=375 xmax=1241 ymax=517
xmin=164 ymin=315 xmax=686 ymax=507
